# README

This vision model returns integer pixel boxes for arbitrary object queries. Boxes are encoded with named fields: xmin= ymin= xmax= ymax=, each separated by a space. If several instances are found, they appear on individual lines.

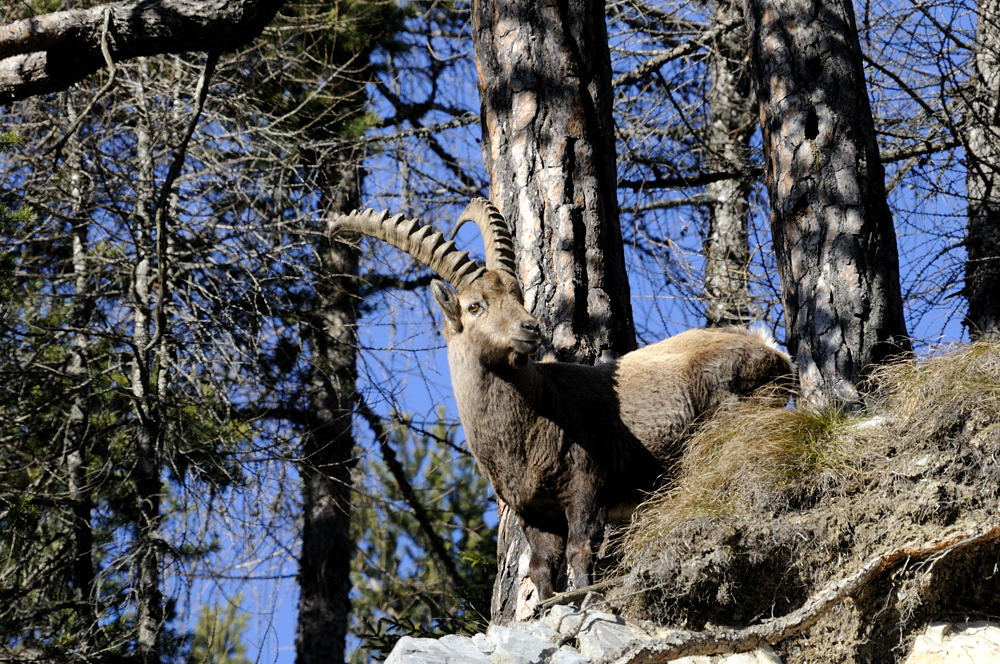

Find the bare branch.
xmin=619 ymin=168 xmax=764 ymax=191
xmin=48 ymin=8 xmax=116 ymax=158
xmin=862 ymin=52 xmax=963 ymax=149
xmin=535 ymin=576 xmax=625 ymax=613
xmin=354 ymin=395 xmax=469 ymax=594
xmin=0 ymin=0 xmax=283 ymax=104
xmin=148 ymin=52 xmax=218 ymax=353
xmin=612 ymin=16 xmax=742 ymax=88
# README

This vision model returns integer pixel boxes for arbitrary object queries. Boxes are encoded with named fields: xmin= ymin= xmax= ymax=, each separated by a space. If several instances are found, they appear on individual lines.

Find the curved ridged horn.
xmin=331 ymin=208 xmax=486 ymax=291
xmin=452 ymin=198 xmax=518 ymax=277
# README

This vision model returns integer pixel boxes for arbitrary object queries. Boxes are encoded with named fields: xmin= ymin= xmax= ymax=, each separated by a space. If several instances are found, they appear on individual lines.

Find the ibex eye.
xmin=467 ymin=303 xmax=481 ymax=314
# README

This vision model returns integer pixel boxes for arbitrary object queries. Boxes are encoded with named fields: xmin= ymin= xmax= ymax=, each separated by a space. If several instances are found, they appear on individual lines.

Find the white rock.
xmin=721 ymin=647 xmax=783 ymax=663
xmin=904 ymin=621 xmax=1000 ymax=664
xmin=558 ymin=612 xmax=584 ymax=636
xmin=670 ymin=648 xmax=782 ymax=663
xmin=543 ymin=605 xmax=581 ymax=634
xmin=549 ymin=644 xmax=591 ymax=664
xmin=509 ymin=620 xmax=560 ymax=642
xmin=486 ymin=624 xmax=558 ymax=664
xmin=472 ymin=632 xmax=495 ymax=655
xmin=385 ymin=611 xmax=783 ymax=664
xmin=385 ymin=634 xmax=491 ymax=664
xmin=576 ymin=611 xmax=649 ymax=660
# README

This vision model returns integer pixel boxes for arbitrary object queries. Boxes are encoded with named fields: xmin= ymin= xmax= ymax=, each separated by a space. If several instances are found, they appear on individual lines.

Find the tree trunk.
xmin=965 ymin=0 xmax=1000 ymax=340
xmin=704 ymin=0 xmax=755 ymax=328
xmin=295 ymin=169 xmax=360 ymax=664
xmin=131 ymin=108 xmax=164 ymax=664
xmin=64 ymin=138 xmax=99 ymax=657
xmin=744 ymin=0 xmax=911 ymax=407
xmin=470 ymin=0 xmax=635 ymax=622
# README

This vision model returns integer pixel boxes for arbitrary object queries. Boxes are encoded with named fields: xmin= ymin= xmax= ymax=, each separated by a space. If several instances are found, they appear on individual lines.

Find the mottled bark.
xmin=965 ymin=0 xmax=1000 ymax=340
xmin=296 ymin=170 xmax=360 ymax=664
xmin=744 ymin=0 xmax=910 ymax=406
xmin=489 ymin=501 xmax=539 ymax=622
xmin=470 ymin=0 xmax=635 ymax=621
xmin=471 ymin=0 xmax=634 ymax=363
xmin=704 ymin=0 xmax=755 ymax=328
xmin=0 ymin=0 xmax=283 ymax=103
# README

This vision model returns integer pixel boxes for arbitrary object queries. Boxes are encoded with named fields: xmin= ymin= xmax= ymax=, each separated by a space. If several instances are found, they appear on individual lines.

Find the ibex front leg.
xmin=521 ymin=518 xmax=565 ymax=601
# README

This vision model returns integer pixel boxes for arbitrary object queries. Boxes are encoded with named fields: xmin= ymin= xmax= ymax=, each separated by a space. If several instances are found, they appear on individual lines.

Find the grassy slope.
xmin=609 ymin=343 xmax=1000 ymax=663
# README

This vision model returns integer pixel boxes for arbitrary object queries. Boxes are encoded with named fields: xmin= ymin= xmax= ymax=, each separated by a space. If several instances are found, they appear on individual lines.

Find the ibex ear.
xmin=430 ymin=279 xmax=463 ymax=333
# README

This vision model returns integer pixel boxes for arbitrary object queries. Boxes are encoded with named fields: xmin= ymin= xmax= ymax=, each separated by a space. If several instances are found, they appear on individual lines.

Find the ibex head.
xmin=330 ymin=198 xmax=541 ymax=369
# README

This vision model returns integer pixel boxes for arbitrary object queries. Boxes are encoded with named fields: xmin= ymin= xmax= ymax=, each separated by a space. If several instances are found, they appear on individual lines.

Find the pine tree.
xmin=349 ymin=410 xmax=495 ymax=661
xmin=188 ymin=596 xmax=253 ymax=664
xmin=0 ymin=131 xmax=32 ymax=300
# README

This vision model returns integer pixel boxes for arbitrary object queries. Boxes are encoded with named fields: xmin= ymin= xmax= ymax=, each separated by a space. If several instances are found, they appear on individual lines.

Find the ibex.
xmin=331 ymin=199 xmax=793 ymax=600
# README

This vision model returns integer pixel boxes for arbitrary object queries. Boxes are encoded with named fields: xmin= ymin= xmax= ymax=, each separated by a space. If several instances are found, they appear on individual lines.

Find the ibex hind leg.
xmin=521 ymin=522 xmax=565 ymax=601
xmin=565 ymin=491 xmax=606 ymax=592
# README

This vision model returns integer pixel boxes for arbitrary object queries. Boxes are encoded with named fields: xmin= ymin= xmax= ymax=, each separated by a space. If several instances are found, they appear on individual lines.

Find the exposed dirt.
xmin=606 ymin=343 xmax=1000 ymax=663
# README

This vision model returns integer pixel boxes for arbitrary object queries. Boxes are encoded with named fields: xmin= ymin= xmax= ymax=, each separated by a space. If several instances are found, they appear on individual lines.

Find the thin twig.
xmin=862 ymin=52 xmax=962 ymax=149
xmin=885 ymin=124 xmax=951 ymax=194
xmin=49 ymin=8 xmax=116 ymax=158
xmin=613 ymin=16 xmax=742 ymax=88
xmin=146 ymin=52 xmax=219 ymax=354
xmin=309 ymin=113 xmax=481 ymax=150
xmin=536 ymin=576 xmax=626 ymax=612
xmin=354 ymin=395 xmax=469 ymax=593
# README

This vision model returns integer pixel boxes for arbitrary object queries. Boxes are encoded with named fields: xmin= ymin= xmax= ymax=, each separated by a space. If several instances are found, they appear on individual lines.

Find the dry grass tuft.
xmin=619 ymin=402 xmax=861 ymax=565
xmin=618 ymin=341 xmax=1000 ymax=570
xmin=867 ymin=340 xmax=1000 ymax=443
